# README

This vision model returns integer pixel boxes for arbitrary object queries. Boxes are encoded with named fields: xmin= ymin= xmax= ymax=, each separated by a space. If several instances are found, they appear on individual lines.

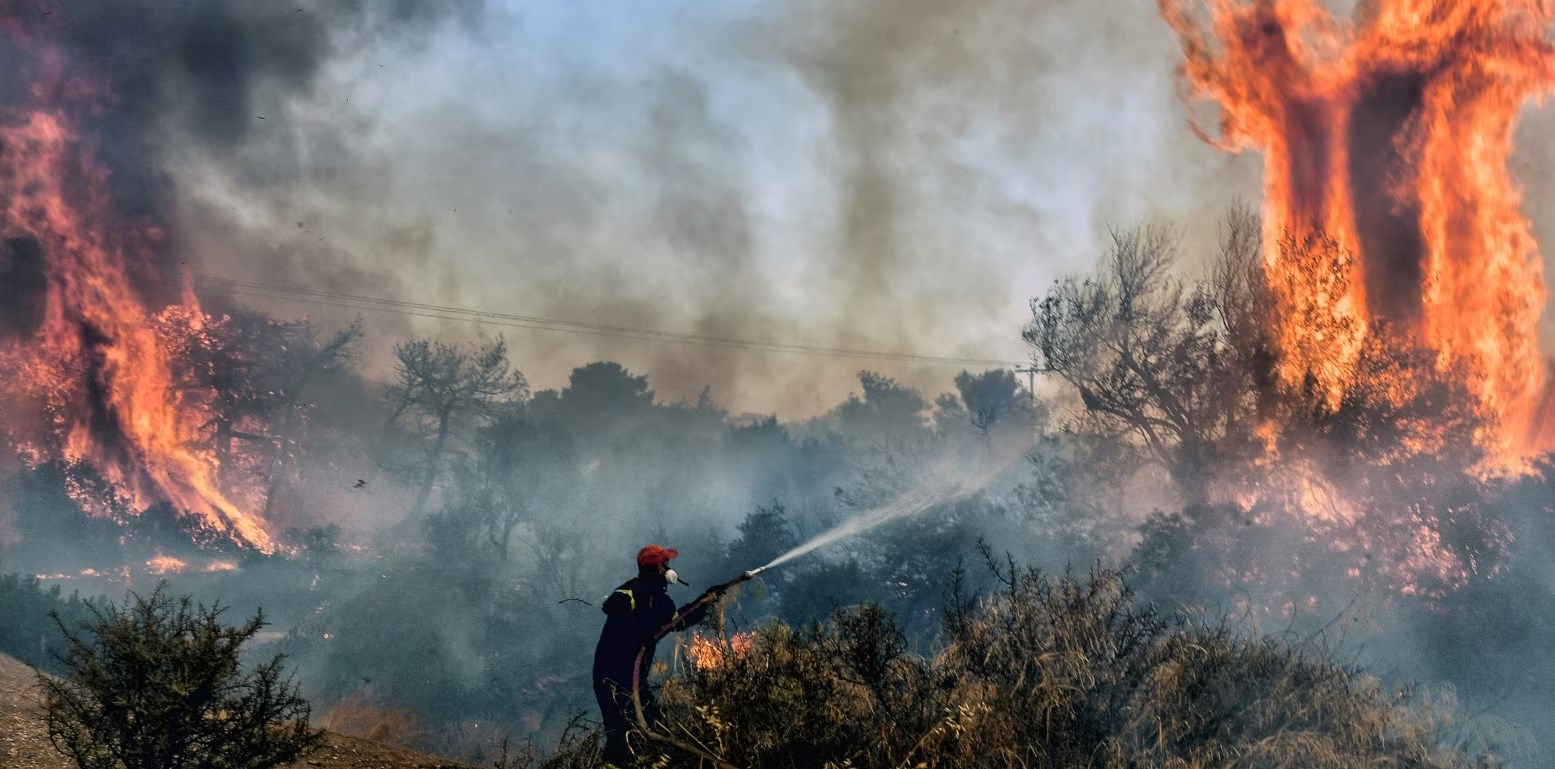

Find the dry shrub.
xmin=634 ymin=566 xmax=1500 ymax=769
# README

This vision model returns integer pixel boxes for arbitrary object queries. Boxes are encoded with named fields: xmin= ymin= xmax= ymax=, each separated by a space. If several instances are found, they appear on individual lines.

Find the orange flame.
xmin=1162 ymin=0 xmax=1555 ymax=458
xmin=0 ymin=22 xmax=274 ymax=551
xmin=146 ymin=553 xmax=189 ymax=576
xmin=686 ymin=632 xmax=754 ymax=671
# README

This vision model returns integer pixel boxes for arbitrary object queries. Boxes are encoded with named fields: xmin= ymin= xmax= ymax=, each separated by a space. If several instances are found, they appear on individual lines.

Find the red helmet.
xmin=636 ymin=544 xmax=679 ymax=570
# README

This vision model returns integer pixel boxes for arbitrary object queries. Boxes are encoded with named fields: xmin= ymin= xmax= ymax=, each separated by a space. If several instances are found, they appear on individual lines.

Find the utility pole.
xmin=1013 ymin=365 xmax=1044 ymax=408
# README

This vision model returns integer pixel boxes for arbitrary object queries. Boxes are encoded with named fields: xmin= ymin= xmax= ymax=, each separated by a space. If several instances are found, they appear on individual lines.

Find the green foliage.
xmin=39 ymin=583 xmax=321 ymax=769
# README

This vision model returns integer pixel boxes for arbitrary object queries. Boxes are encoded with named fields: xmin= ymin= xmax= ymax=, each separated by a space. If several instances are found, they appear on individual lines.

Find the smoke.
xmin=4 ymin=0 xmax=1280 ymax=417
xmin=2 ymin=2 xmax=1552 ymax=759
xmin=0 ymin=0 xmax=481 ymax=312
xmin=9 ymin=1 xmax=479 ymax=185
xmin=147 ymin=0 xmax=1259 ymax=417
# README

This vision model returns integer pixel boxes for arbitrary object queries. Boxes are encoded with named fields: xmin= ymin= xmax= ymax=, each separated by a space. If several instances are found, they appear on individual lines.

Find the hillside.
xmin=0 ymin=652 xmax=474 ymax=769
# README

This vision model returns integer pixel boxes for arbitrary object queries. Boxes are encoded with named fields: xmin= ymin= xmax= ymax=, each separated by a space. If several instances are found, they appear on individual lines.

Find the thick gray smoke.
xmin=161 ymin=0 xmax=1261 ymax=417
xmin=0 ymin=0 xmax=480 ymax=311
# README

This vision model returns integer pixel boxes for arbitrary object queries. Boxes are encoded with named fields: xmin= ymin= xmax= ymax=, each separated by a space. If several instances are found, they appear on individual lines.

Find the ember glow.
xmin=0 ymin=19 xmax=274 ymax=551
xmin=1162 ymin=0 xmax=1555 ymax=459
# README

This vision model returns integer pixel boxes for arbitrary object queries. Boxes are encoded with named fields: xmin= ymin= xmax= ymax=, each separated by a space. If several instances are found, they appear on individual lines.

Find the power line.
xmin=186 ymin=273 xmax=1027 ymax=369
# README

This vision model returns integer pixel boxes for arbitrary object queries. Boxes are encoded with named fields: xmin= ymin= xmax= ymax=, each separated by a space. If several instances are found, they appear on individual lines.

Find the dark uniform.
xmin=592 ymin=571 xmax=710 ymax=765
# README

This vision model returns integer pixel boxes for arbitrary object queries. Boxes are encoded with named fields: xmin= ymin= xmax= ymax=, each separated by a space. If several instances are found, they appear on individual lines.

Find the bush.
xmin=633 ymin=567 xmax=1495 ymax=769
xmin=39 ymin=583 xmax=322 ymax=769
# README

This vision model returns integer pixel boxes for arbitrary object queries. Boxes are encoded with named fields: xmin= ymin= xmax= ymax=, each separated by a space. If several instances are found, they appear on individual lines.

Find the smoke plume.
xmin=160 ymin=0 xmax=1258 ymax=417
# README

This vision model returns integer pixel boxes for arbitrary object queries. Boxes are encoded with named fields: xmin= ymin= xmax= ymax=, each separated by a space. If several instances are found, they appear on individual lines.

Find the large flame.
xmin=0 ymin=19 xmax=273 ymax=551
xmin=1161 ymin=0 xmax=1555 ymax=458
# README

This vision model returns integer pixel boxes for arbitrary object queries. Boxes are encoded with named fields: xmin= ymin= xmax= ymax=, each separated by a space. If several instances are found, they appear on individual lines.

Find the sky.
xmin=157 ymin=0 xmax=1555 ymax=418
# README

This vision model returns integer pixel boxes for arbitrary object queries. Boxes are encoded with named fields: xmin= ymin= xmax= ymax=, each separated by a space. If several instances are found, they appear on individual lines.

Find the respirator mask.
xmin=664 ymin=568 xmax=689 ymax=587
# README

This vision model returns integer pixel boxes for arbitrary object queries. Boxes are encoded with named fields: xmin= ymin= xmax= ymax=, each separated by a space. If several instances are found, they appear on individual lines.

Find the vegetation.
xmin=39 ymin=584 xmax=321 ymax=769
xmin=0 ymin=569 xmax=95 ymax=673
xmin=381 ymin=335 xmax=528 ymax=517
xmin=538 ymin=566 xmax=1493 ymax=769
xmin=4 ymin=209 xmax=1552 ymax=764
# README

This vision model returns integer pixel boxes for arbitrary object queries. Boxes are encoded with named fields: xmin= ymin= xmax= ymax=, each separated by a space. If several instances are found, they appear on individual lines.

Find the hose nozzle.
xmin=699 ymin=566 xmax=767 ymax=605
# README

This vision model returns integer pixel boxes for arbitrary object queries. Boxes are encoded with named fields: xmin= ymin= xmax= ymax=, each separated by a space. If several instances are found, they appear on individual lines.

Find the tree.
xmin=952 ymin=369 xmax=1038 ymax=447
xmin=727 ymin=503 xmax=801 ymax=575
xmin=154 ymin=311 xmax=362 ymax=517
xmin=1033 ymin=209 xmax=1500 ymax=610
xmin=40 ymin=584 xmax=321 ymax=769
xmin=833 ymin=371 xmax=929 ymax=444
xmin=531 ymin=361 xmax=657 ymax=456
xmin=253 ymin=320 xmax=364 ymax=522
xmin=475 ymin=413 xmax=573 ymax=562
xmin=0 ymin=569 xmax=93 ymax=674
xmin=558 ymin=361 xmax=654 ymax=418
xmin=382 ymin=336 xmax=527 ymax=517
xmin=1023 ymin=210 xmax=1269 ymax=507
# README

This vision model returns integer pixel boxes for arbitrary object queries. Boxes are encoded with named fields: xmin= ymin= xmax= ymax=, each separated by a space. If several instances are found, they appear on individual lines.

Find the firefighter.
xmin=592 ymin=544 xmax=720 ymax=766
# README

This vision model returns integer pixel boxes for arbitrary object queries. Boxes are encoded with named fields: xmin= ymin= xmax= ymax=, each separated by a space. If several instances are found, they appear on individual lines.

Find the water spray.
xmin=630 ymin=458 xmax=1019 ymax=763
xmin=750 ymin=448 xmax=1026 ymax=576
xmin=680 ymin=448 xmax=1025 ymax=616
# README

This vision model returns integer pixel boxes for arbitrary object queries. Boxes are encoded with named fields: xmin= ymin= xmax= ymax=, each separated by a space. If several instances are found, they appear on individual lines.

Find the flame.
xmin=1162 ymin=0 xmax=1555 ymax=459
xmin=146 ymin=553 xmax=189 ymax=575
xmin=0 ymin=17 xmax=273 ymax=551
xmin=686 ymin=632 xmax=754 ymax=671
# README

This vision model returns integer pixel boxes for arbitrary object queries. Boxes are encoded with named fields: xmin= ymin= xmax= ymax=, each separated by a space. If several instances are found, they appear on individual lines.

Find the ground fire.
xmin=1162 ymin=0 xmax=1555 ymax=460
xmin=685 ymin=632 xmax=755 ymax=672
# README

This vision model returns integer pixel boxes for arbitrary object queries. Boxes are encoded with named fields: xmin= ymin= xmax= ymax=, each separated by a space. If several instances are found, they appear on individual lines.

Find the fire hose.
xmin=625 ymin=567 xmax=765 ymax=767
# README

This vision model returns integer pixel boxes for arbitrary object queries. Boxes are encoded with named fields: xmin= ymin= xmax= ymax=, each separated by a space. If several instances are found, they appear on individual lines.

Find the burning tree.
xmin=153 ymin=312 xmax=363 ymax=522
xmin=1160 ymin=0 xmax=1555 ymax=459
xmin=0 ymin=11 xmax=298 ymax=553
xmin=0 ymin=107 xmax=274 ymax=550
xmin=1028 ymin=206 xmax=1507 ymax=606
